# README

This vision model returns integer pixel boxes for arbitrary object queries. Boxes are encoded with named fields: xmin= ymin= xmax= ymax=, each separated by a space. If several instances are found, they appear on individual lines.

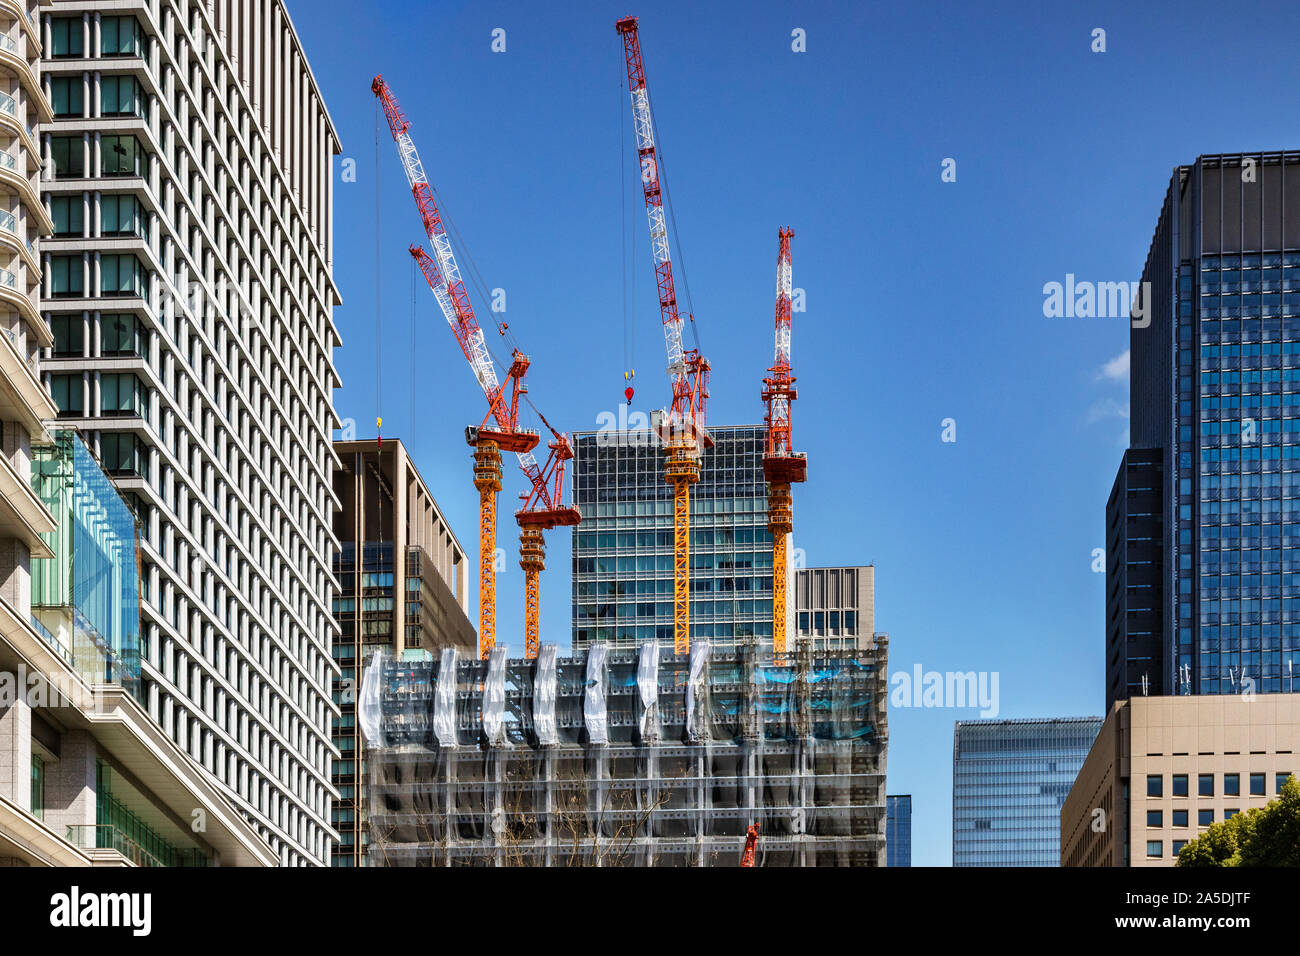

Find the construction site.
xmin=359 ymin=639 xmax=889 ymax=866
xmin=356 ymin=16 xmax=885 ymax=866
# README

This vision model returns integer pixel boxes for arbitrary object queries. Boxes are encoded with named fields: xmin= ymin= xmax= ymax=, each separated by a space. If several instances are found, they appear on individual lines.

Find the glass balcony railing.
xmin=0 ymin=91 xmax=13 ymax=117
xmin=0 ymin=209 xmax=16 ymax=233
xmin=0 ymin=151 xmax=15 ymax=171
xmin=66 ymin=825 xmax=168 ymax=868
xmin=0 ymin=267 xmax=15 ymax=289
xmin=0 ymin=35 xmax=17 ymax=55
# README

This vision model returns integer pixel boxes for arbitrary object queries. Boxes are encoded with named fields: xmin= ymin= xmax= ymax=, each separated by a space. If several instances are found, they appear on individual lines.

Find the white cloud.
xmin=1097 ymin=350 xmax=1130 ymax=382
xmin=1086 ymin=397 xmax=1130 ymax=425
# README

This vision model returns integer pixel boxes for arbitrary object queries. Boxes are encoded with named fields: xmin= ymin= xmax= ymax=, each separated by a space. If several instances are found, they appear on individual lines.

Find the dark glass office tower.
xmin=1113 ymin=152 xmax=1300 ymax=703
xmin=1106 ymin=449 xmax=1164 ymax=709
xmin=886 ymin=794 xmax=912 ymax=867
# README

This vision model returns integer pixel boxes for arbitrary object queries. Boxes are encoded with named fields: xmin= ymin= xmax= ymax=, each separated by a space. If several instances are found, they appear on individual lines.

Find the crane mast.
xmin=376 ymin=75 xmax=578 ymax=659
xmin=762 ymin=228 xmax=807 ymax=657
xmin=617 ymin=15 xmax=711 ymax=655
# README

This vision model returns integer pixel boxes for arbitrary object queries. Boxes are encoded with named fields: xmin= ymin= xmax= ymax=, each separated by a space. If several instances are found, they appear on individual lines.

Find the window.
xmin=51 ymin=315 xmax=83 ymax=357
xmin=1172 ymin=808 xmax=1188 ymax=827
xmin=49 ymin=374 xmax=82 ymax=417
xmin=1172 ymin=839 xmax=1187 ymax=855
xmin=30 ymin=755 xmax=44 ymax=820
xmin=101 ymin=313 xmax=141 ymax=357
xmin=100 ymin=373 xmax=147 ymax=417
xmin=50 ymin=18 xmax=84 ymax=58
xmin=49 ymin=136 xmax=84 ymax=179
xmin=101 ymin=16 xmax=145 ymax=57
xmin=1225 ymin=808 xmax=1240 ymax=819
xmin=1146 ymin=809 xmax=1162 ymax=827
xmin=1198 ymin=808 xmax=1214 ymax=826
xmin=51 ymin=76 xmax=84 ymax=118
xmin=100 ymin=195 xmax=146 ymax=239
xmin=1278 ymin=772 xmax=1292 ymax=794
xmin=1250 ymin=772 xmax=1266 ymax=796
xmin=1146 ymin=774 xmax=1162 ymax=797
xmin=101 ymin=135 xmax=143 ymax=177
xmin=1146 ymin=840 xmax=1162 ymax=858
xmin=1198 ymin=773 xmax=1214 ymax=797
xmin=49 ymin=255 xmax=83 ymax=297
xmin=1224 ymin=772 xmax=1240 ymax=796
xmin=51 ymin=196 xmax=83 ymax=237
xmin=100 ymin=254 xmax=147 ymax=297
xmin=1172 ymin=774 xmax=1188 ymax=797
xmin=100 ymin=75 xmax=147 ymax=119
xmin=100 ymin=432 xmax=147 ymax=478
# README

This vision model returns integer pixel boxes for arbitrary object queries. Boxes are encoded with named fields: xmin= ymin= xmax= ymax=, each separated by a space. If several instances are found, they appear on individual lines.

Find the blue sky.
xmin=291 ymin=0 xmax=1300 ymax=865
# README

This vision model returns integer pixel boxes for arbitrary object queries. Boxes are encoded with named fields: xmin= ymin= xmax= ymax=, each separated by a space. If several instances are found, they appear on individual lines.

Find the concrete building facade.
xmin=330 ymin=437 xmax=473 ymax=866
xmin=1061 ymin=693 xmax=1300 ymax=867
xmin=39 ymin=0 xmax=342 ymax=865
xmin=795 ymin=565 xmax=874 ymax=652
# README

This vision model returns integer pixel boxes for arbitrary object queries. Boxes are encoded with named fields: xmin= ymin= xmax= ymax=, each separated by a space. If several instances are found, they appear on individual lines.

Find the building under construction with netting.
xmin=358 ymin=636 xmax=889 ymax=866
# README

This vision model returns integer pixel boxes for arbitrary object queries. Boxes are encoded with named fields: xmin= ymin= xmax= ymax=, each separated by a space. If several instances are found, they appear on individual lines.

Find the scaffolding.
xmin=360 ymin=637 xmax=888 ymax=866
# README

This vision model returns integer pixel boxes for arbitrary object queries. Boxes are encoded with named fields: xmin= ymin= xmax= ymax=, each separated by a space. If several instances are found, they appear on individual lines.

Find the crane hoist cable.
xmin=375 ymin=99 xmax=383 ymax=442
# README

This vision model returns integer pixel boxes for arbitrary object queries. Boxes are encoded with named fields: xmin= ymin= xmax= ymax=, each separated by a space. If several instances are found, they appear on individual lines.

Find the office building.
xmin=40 ymin=0 xmax=343 ymax=865
xmin=2 ymin=429 xmax=274 ymax=866
xmin=363 ymin=637 xmax=889 ymax=866
xmin=1106 ymin=449 xmax=1164 ymax=709
xmin=952 ymin=717 xmax=1101 ymax=867
xmin=1112 ymin=151 xmax=1300 ymax=703
xmin=886 ymin=793 xmax=911 ymax=866
xmin=570 ymin=424 xmax=774 ymax=651
xmin=1062 ymin=693 xmax=1300 ymax=866
xmin=795 ymin=565 xmax=874 ymax=652
xmin=330 ymin=437 xmax=473 ymax=867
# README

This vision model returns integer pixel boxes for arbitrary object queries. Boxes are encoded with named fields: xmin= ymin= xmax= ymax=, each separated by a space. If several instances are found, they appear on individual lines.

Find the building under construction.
xmin=359 ymin=637 xmax=889 ymax=866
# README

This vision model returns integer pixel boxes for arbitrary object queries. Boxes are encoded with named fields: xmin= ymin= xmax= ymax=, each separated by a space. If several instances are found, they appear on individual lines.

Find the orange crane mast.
xmin=762 ymin=228 xmax=807 ymax=657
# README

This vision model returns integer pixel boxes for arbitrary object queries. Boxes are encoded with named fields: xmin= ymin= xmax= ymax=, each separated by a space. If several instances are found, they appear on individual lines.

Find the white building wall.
xmin=40 ymin=0 xmax=342 ymax=866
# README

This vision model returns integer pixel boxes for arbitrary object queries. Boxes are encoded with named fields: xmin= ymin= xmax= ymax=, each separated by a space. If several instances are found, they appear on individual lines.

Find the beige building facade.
xmin=1062 ymin=694 xmax=1300 ymax=867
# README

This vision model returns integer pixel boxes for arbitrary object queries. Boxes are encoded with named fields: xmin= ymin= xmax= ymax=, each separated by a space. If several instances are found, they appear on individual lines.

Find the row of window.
xmin=52 ymin=194 xmax=149 ymax=239
xmin=48 ymin=253 xmax=148 ymax=298
xmin=49 ymin=371 xmax=148 ymax=418
xmin=50 ymin=312 xmax=146 ymax=358
xmin=50 ymin=15 xmax=146 ymax=59
xmin=49 ymin=134 xmax=146 ymax=179
xmin=1145 ymin=771 xmax=1291 ymax=798
xmin=51 ymin=75 xmax=149 ymax=121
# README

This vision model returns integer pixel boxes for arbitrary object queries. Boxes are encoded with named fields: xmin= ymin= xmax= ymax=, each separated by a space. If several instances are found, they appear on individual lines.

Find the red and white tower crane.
xmin=374 ymin=76 xmax=577 ymax=659
xmin=762 ymin=228 xmax=806 ymax=657
xmin=617 ymin=15 xmax=711 ymax=655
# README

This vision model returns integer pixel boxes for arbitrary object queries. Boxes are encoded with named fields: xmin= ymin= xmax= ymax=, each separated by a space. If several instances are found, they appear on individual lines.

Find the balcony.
xmin=0 ymin=88 xmax=39 ymax=157
xmin=0 ymin=148 xmax=49 ymax=232
xmin=0 ymin=263 xmax=43 ymax=334
xmin=0 ymin=207 xmax=37 ymax=272
xmin=0 ymin=35 xmax=49 ymax=122
xmin=65 ymin=825 xmax=211 ymax=868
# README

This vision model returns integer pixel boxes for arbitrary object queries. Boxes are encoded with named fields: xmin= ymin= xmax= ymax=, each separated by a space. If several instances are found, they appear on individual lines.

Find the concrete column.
xmin=42 ymin=730 xmax=97 ymax=835
xmin=0 ymin=697 xmax=31 ymax=810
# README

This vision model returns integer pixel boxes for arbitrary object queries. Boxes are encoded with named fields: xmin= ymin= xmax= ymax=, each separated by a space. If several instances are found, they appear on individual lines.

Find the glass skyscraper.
xmin=952 ymin=717 xmax=1101 ymax=867
xmin=1112 ymin=152 xmax=1300 ymax=703
xmin=886 ymin=794 xmax=911 ymax=867
xmin=570 ymin=424 xmax=773 ymax=650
